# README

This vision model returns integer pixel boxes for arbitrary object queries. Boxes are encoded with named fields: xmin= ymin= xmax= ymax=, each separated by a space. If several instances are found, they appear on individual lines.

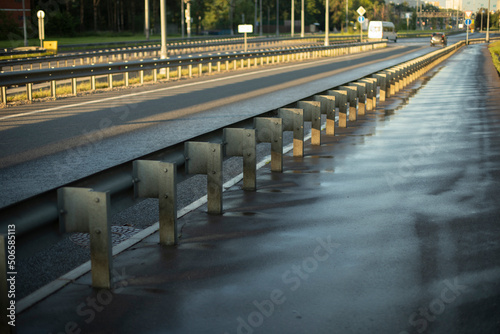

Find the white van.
xmin=367 ymin=21 xmax=397 ymax=42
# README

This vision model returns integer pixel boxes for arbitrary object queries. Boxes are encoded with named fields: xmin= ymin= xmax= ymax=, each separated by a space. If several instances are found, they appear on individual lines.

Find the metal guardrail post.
xmin=339 ymin=86 xmax=358 ymax=122
xmin=372 ymin=73 xmax=386 ymax=102
xmin=360 ymin=78 xmax=377 ymax=111
xmin=58 ymin=188 xmax=112 ymax=289
xmin=279 ymin=108 xmax=305 ymax=157
xmin=108 ymin=74 xmax=113 ymax=89
xmin=1 ymin=87 xmax=6 ymax=105
xmin=184 ymin=142 xmax=224 ymax=214
xmin=350 ymin=82 xmax=367 ymax=116
xmin=297 ymin=101 xmax=322 ymax=146
xmin=133 ymin=161 xmax=177 ymax=245
xmin=50 ymin=80 xmax=56 ymax=99
xmin=27 ymin=83 xmax=33 ymax=101
xmin=327 ymin=90 xmax=348 ymax=128
xmin=313 ymin=95 xmax=336 ymax=135
xmin=255 ymin=117 xmax=283 ymax=172
xmin=223 ymin=128 xmax=257 ymax=191
xmin=71 ymin=78 xmax=77 ymax=95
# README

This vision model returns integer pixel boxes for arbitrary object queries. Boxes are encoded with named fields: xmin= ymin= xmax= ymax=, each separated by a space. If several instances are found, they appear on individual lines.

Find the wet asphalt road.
xmin=0 ymin=43 xmax=432 ymax=208
xmin=16 ymin=44 xmax=500 ymax=333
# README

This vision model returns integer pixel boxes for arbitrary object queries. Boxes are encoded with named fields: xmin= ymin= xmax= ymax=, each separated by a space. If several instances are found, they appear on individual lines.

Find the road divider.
xmin=0 ymin=39 xmax=470 ymax=330
xmin=0 ymin=41 xmax=387 ymax=105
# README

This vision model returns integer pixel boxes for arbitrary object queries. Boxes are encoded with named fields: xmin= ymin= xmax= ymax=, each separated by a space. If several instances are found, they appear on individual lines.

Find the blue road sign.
xmin=465 ymin=19 xmax=472 ymax=26
xmin=358 ymin=16 xmax=365 ymax=23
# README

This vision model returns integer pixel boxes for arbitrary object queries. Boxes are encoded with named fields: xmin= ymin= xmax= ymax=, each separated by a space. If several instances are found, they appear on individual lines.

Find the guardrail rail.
xmin=0 ymin=38 xmax=478 ymax=333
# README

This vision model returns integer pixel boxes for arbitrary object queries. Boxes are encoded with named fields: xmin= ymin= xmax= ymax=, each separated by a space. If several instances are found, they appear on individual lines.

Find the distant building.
xmin=0 ymin=0 xmax=31 ymax=28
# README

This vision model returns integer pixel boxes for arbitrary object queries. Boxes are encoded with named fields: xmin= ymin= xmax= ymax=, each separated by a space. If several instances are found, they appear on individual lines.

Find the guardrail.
xmin=0 ymin=36 xmax=359 ymax=71
xmin=467 ymin=36 xmax=500 ymax=45
xmin=0 ymin=39 xmax=465 ymax=333
xmin=0 ymin=41 xmax=383 ymax=104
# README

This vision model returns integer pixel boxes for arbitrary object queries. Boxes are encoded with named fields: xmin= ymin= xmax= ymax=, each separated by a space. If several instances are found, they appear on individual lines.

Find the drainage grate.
xmin=69 ymin=225 xmax=142 ymax=247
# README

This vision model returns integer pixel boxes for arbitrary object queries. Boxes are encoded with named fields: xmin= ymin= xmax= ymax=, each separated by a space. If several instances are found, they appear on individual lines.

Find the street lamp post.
xmin=291 ymin=0 xmax=295 ymax=37
xmin=276 ymin=0 xmax=280 ymax=36
xmin=345 ymin=0 xmax=348 ymax=33
xmin=486 ymin=0 xmax=490 ymax=42
xmin=325 ymin=0 xmax=329 ymax=45
xmin=160 ymin=0 xmax=167 ymax=60
xmin=22 ymin=0 xmax=27 ymax=46
xmin=145 ymin=0 xmax=150 ymax=40
xmin=260 ymin=0 xmax=263 ymax=36
xmin=181 ymin=0 xmax=185 ymax=39
xmin=301 ymin=0 xmax=304 ymax=37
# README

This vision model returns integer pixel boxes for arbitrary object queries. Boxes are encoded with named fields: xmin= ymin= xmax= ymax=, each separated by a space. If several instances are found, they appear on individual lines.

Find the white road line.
xmin=0 ymin=56 xmax=344 ymax=122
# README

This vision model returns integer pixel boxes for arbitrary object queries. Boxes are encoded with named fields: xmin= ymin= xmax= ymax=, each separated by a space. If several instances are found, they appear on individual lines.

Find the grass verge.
xmin=488 ymin=41 xmax=500 ymax=75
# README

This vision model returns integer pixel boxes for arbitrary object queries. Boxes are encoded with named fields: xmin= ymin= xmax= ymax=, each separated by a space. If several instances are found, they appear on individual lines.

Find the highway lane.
xmin=0 ymin=42 xmax=441 ymax=208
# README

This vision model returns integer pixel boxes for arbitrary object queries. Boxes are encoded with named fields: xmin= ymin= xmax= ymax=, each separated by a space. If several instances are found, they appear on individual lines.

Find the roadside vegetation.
xmin=489 ymin=41 xmax=500 ymax=74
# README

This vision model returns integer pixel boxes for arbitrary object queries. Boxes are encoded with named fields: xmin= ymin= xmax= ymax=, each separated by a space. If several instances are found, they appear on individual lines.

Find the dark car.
xmin=430 ymin=32 xmax=447 ymax=47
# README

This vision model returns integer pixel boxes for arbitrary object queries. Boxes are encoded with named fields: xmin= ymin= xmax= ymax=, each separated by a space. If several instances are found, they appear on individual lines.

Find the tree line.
xmin=3 ymin=0 xmax=474 ymax=40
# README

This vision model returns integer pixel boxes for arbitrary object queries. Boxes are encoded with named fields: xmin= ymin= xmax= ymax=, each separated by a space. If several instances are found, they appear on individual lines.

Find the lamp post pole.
xmin=486 ymin=0 xmax=490 ymax=42
xmin=325 ymin=0 xmax=329 ymax=45
xmin=160 ymin=0 xmax=167 ymax=60
xmin=301 ymin=0 xmax=304 ymax=37
xmin=345 ymin=0 xmax=348 ymax=33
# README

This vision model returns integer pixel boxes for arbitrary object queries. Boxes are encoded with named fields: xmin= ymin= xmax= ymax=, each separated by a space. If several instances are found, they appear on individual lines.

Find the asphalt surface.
xmin=5 ymin=41 xmax=437 ymax=300
xmin=15 ymin=43 xmax=500 ymax=333
xmin=0 ymin=43 xmax=433 ymax=207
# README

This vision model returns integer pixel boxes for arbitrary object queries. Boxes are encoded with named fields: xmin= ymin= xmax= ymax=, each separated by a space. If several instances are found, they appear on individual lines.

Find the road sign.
xmin=357 ymin=6 xmax=366 ymax=16
xmin=465 ymin=19 xmax=472 ymax=26
xmin=465 ymin=10 xmax=473 ymax=18
xmin=358 ymin=16 xmax=365 ymax=23
xmin=238 ymin=24 xmax=253 ymax=33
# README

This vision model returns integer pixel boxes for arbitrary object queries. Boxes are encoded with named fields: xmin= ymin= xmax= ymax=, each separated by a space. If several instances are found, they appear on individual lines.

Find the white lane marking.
xmin=1 ymin=55 xmax=351 ymax=121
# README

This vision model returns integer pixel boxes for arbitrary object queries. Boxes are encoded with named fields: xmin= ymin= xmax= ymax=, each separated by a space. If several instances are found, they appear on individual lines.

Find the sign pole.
xmin=37 ymin=10 xmax=45 ymax=48
xmin=360 ymin=20 xmax=362 ymax=42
